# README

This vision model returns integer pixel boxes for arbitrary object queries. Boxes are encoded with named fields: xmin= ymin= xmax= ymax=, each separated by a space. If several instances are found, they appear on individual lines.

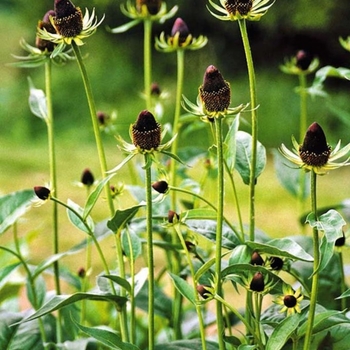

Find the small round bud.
xmin=77 ymin=267 xmax=86 ymax=278
xmin=152 ymin=180 xmax=168 ymax=194
xmin=132 ymin=110 xmax=161 ymax=151
xmin=54 ymin=0 xmax=83 ymax=38
xmin=196 ymin=284 xmax=212 ymax=299
xmin=269 ymin=257 xmax=284 ymax=271
xmin=250 ymin=272 xmax=265 ymax=292
xmin=168 ymin=210 xmax=179 ymax=223
xmin=250 ymin=251 xmax=264 ymax=266
xmin=97 ymin=111 xmax=109 ymax=126
xmin=136 ymin=0 xmax=161 ymax=15
xmin=34 ymin=186 xmax=51 ymax=200
xmin=296 ymin=50 xmax=313 ymax=71
xmin=150 ymin=82 xmax=161 ymax=96
xmin=171 ymin=18 xmax=191 ymax=45
xmin=283 ymin=294 xmax=297 ymax=308
xmin=335 ymin=231 xmax=346 ymax=247
xmin=81 ymin=168 xmax=94 ymax=187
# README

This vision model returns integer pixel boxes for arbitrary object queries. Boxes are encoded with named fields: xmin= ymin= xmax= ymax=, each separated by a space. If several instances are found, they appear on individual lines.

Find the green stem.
xmin=144 ymin=154 xmax=155 ymax=350
xmin=144 ymin=19 xmax=152 ymax=111
xmin=45 ymin=60 xmax=62 ymax=343
xmin=238 ymin=19 xmax=258 ymax=242
xmin=338 ymin=250 xmax=346 ymax=310
xmin=303 ymin=170 xmax=319 ymax=350
xmin=214 ymin=117 xmax=226 ymax=350
xmin=253 ymin=293 xmax=264 ymax=349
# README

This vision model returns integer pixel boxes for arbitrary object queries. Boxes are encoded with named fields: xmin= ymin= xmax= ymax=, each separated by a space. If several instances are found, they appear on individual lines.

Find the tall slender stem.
xmin=238 ymin=19 xmax=258 ymax=242
xmin=303 ymin=170 xmax=319 ymax=350
xmin=144 ymin=154 xmax=155 ymax=350
xmin=45 ymin=60 xmax=62 ymax=343
xmin=214 ymin=117 xmax=226 ymax=350
xmin=144 ymin=19 xmax=153 ymax=111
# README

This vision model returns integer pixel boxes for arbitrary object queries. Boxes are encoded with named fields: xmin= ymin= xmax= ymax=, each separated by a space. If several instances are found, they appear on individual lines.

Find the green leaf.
xmin=100 ymin=275 xmax=131 ymax=293
xmin=0 ymin=189 xmax=35 ymax=235
xmin=169 ymin=273 xmax=196 ymax=305
xmin=154 ymin=339 xmax=219 ymax=350
xmin=121 ymin=228 xmax=142 ymax=261
xmin=28 ymin=78 xmax=47 ymax=120
xmin=235 ymin=131 xmax=266 ymax=185
xmin=73 ymin=318 xmax=140 ymax=350
xmin=246 ymin=238 xmax=314 ymax=262
xmin=224 ymin=115 xmax=240 ymax=171
xmin=108 ymin=19 xmax=142 ymax=34
xmin=272 ymin=149 xmax=310 ymax=200
xmin=67 ymin=199 xmax=94 ymax=235
xmin=0 ymin=262 xmax=21 ymax=287
xmin=107 ymin=205 xmax=143 ymax=232
xmin=194 ymin=257 xmax=216 ymax=281
xmin=83 ymin=174 xmax=114 ymax=219
xmin=19 ymin=292 xmax=128 ymax=324
xmin=181 ymin=208 xmax=217 ymax=220
xmin=266 ymin=313 xmax=302 ymax=350
xmin=313 ymin=66 xmax=350 ymax=89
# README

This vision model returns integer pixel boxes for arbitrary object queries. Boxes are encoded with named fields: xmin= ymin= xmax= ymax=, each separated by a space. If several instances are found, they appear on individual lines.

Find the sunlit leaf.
xmin=0 ymin=189 xmax=35 ymax=235
xmin=224 ymin=115 xmax=240 ymax=171
xmin=67 ymin=199 xmax=94 ymax=235
xmin=235 ymin=131 xmax=266 ymax=185
xmin=107 ymin=204 xmax=143 ymax=232
xmin=28 ymin=78 xmax=47 ymax=120
xmin=100 ymin=275 xmax=131 ymax=293
xmin=169 ymin=273 xmax=196 ymax=305
xmin=121 ymin=228 xmax=142 ymax=260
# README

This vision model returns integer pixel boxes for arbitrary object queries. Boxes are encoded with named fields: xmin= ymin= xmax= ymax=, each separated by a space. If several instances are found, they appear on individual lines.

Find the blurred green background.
xmin=1 ymin=0 xmax=350 ymax=148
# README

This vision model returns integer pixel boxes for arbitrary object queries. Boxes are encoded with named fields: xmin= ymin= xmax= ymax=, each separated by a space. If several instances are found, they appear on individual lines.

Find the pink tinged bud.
xmin=132 ymin=110 xmax=161 ymax=150
xmin=171 ymin=18 xmax=190 ymax=42
xmin=54 ymin=0 xmax=83 ymax=38
xmin=97 ymin=111 xmax=109 ymax=125
xmin=196 ymin=284 xmax=211 ymax=299
xmin=299 ymin=122 xmax=331 ymax=167
xmin=296 ymin=50 xmax=313 ymax=71
xmin=150 ymin=82 xmax=161 ymax=96
xmin=36 ymin=10 xmax=57 ymax=51
xmin=34 ymin=186 xmax=51 ymax=200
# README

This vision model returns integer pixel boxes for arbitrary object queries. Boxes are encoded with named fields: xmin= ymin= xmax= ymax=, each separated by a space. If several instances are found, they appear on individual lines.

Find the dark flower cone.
xmin=34 ymin=186 xmax=51 ymax=200
xmin=225 ymin=0 xmax=253 ymax=16
xmin=250 ymin=251 xmax=264 ymax=266
xmin=171 ymin=18 xmax=191 ymax=45
xmin=36 ymin=10 xmax=57 ymax=51
xmin=250 ymin=272 xmax=265 ymax=292
xmin=168 ymin=210 xmax=179 ymax=223
xmin=269 ymin=256 xmax=284 ymax=270
xmin=136 ymin=0 xmax=161 ymax=15
xmin=81 ymin=168 xmax=94 ymax=186
xmin=296 ymin=50 xmax=313 ymax=71
xmin=54 ymin=0 xmax=83 ymax=38
xmin=132 ymin=110 xmax=161 ymax=150
xmin=299 ymin=122 xmax=331 ymax=167
xmin=150 ymin=82 xmax=161 ymax=96
xmin=152 ymin=180 xmax=168 ymax=193
xmin=283 ymin=294 xmax=297 ymax=308
xmin=335 ymin=231 xmax=346 ymax=247
xmin=200 ymin=65 xmax=231 ymax=113
xmin=196 ymin=285 xmax=212 ymax=299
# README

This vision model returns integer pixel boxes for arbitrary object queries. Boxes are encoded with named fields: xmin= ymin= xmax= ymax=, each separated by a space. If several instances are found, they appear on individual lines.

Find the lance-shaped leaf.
xmin=224 ymin=115 xmax=240 ymax=171
xmin=0 ymin=189 xmax=35 ymax=235
xmin=67 ymin=199 xmax=94 ymax=234
xmin=235 ymin=131 xmax=266 ymax=185
xmin=107 ymin=204 xmax=143 ymax=232
xmin=169 ymin=273 xmax=196 ymax=305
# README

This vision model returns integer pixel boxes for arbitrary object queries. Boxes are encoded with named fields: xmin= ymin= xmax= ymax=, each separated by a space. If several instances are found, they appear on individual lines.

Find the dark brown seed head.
xmin=150 ymin=82 xmax=161 ymax=96
xmin=171 ymin=18 xmax=191 ymax=45
xmin=283 ymin=294 xmax=297 ymax=308
xmin=185 ymin=241 xmax=196 ymax=253
xmin=132 ymin=110 xmax=161 ymax=150
xmin=36 ymin=10 xmax=57 ymax=51
xmin=34 ymin=186 xmax=51 ymax=200
xmin=200 ymin=65 xmax=231 ymax=113
xmin=136 ymin=0 xmax=161 ymax=15
xmin=54 ymin=0 xmax=83 ymax=38
xmin=250 ymin=251 xmax=264 ymax=266
xmin=81 ymin=168 xmax=94 ymax=187
xmin=168 ymin=210 xmax=179 ymax=223
xmin=269 ymin=256 xmax=284 ymax=270
xmin=225 ymin=0 xmax=253 ymax=16
xmin=97 ymin=111 xmax=109 ymax=125
xmin=152 ymin=180 xmax=168 ymax=194
xmin=250 ymin=272 xmax=265 ymax=292
xmin=299 ymin=122 xmax=331 ymax=167
xmin=196 ymin=284 xmax=212 ymax=299
xmin=77 ymin=267 xmax=86 ymax=278
xmin=296 ymin=50 xmax=313 ymax=71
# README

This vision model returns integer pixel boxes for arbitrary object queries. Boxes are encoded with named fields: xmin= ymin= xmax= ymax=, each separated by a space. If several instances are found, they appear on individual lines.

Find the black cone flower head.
xmin=34 ymin=186 xmax=51 ymax=200
xmin=250 ymin=251 xmax=264 ymax=266
xmin=250 ymin=272 xmax=265 ymax=292
xmin=283 ymin=295 xmax=297 ymax=308
xmin=36 ymin=10 xmax=57 ymax=51
xmin=296 ymin=50 xmax=313 ymax=71
xmin=171 ymin=18 xmax=191 ymax=45
xmin=196 ymin=285 xmax=212 ymax=299
xmin=54 ymin=0 xmax=83 ymax=38
xmin=81 ymin=168 xmax=95 ymax=187
xmin=299 ymin=122 xmax=331 ymax=167
xmin=168 ymin=210 xmax=179 ymax=223
xmin=152 ymin=180 xmax=168 ymax=194
xmin=200 ymin=65 xmax=231 ymax=115
xmin=132 ymin=110 xmax=161 ymax=151
xmin=269 ymin=256 xmax=284 ymax=270
xmin=225 ymin=0 xmax=253 ymax=16
xmin=136 ymin=0 xmax=161 ymax=15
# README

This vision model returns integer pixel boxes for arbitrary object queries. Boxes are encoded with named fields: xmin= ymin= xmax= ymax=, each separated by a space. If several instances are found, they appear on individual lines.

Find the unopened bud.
xmin=335 ymin=231 xmax=346 ymax=247
xmin=250 ymin=251 xmax=264 ymax=266
xmin=269 ymin=256 xmax=284 ymax=270
xmin=296 ymin=50 xmax=313 ymax=71
xmin=171 ymin=18 xmax=191 ymax=45
xmin=136 ymin=0 xmax=161 ymax=15
xmin=34 ymin=186 xmax=51 ymax=200
xmin=81 ymin=168 xmax=94 ymax=187
xmin=196 ymin=284 xmax=212 ymax=299
xmin=36 ymin=10 xmax=56 ymax=51
xmin=168 ymin=210 xmax=179 ymax=223
xmin=152 ymin=180 xmax=168 ymax=194
xmin=250 ymin=272 xmax=265 ymax=292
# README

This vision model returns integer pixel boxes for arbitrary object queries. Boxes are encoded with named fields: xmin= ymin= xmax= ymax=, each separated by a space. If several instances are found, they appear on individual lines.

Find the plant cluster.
xmin=3 ymin=0 xmax=350 ymax=349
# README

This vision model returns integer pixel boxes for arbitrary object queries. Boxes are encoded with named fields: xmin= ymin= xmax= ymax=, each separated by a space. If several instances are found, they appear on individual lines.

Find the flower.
xmin=37 ymin=1 xmax=104 ymax=57
xmin=36 ymin=10 xmax=57 ymax=52
xmin=275 ymin=285 xmax=303 ymax=316
xmin=208 ymin=0 xmax=275 ymax=22
xmin=280 ymin=50 xmax=319 ymax=75
xmin=136 ymin=0 xmax=162 ymax=15
xmin=155 ymin=17 xmax=208 ymax=52
xmin=32 ymin=185 xmax=52 ymax=207
xmin=250 ymin=251 xmax=264 ymax=266
xmin=182 ymin=65 xmax=248 ymax=121
xmin=280 ymin=122 xmax=350 ymax=175
xmin=81 ymin=168 xmax=95 ymax=187
xmin=152 ymin=180 xmax=169 ymax=194
xmin=249 ymin=271 xmax=265 ymax=292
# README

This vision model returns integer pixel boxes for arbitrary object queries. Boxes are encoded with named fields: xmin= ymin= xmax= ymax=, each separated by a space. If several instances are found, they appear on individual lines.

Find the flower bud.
xmin=132 ymin=110 xmax=161 ymax=150
xmin=152 ymin=180 xmax=168 ymax=194
xmin=283 ymin=294 xmax=297 ymax=308
xmin=168 ymin=210 xmax=179 ymax=223
xmin=97 ymin=111 xmax=109 ymax=126
xmin=36 ymin=10 xmax=57 ymax=52
xmin=136 ymin=0 xmax=161 ymax=15
xmin=185 ymin=241 xmax=196 ymax=253
xmin=269 ymin=256 xmax=284 ymax=270
xmin=77 ymin=267 xmax=86 ymax=278
xmin=199 ymin=65 xmax=231 ymax=114
xmin=196 ymin=284 xmax=212 ymax=299
xmin=151 ymin=82 xmax=161 ymax=96
xmin=54 ymin=0 xmax=83 ymax=38
xmin=299 ymin=122 xmax=331 ymax=167
xmin=250 ymin=251 xmax=264 ymax=266
xmin=171 ymin=18 xmax=191 ymax=45
xmin=81 ymin=168 xmax=94 ymax=187
xmin=34 ymin=186 xmax=51 ymax=200
xmin=335 ymin=231 xmax=346 ymax=247
xmin=295 ymin=50 xmax=313 ymax=71
xmin=225 ymin=0 xmax=253 ymax=16
xmin=250 ymin=272 xmax=265 ymax=292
